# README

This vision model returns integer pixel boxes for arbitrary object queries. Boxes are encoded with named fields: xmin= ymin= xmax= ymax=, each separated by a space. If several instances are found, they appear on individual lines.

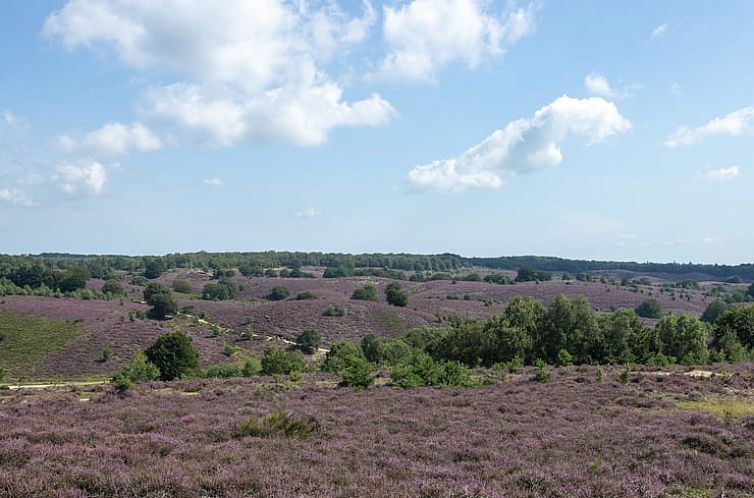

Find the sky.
xmin=1 ymin=0 xmax=753 ymax=264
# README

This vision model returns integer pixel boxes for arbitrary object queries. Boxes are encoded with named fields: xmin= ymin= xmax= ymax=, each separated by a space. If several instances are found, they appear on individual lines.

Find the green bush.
xmin=385 ymin=283 xmax=408 ymax=307
xmin=242 ymin=357 xmax=262 ymax=377
xmin=390 ymin=353 xmax=480 ymax=388
xmin=534 ymin=359 xmax=550 ymax=382
xmin=261 ymin=348 xmax=306 ymax=375
xmin=201 ymin=278 xmax=238 ymax=301
xmin=239 ymin=411 xmax=320 ymax=439
xmin=351 ymin=284 xmax=378 ymax=301
xmin=267 ymin=286 xmax=290 ymax=301
xmin=296 ymin=329 xmax=321 ymax=355
xmin=102 ymin=280 xmax=125 ymax=296
xmin=323 ymin=304 xmax=345 ymax=317
xmin=556 ymin=349 xmax=573 ymax=367
xmin=145 ymin=332 xmax=200 ymax=381
xmin=295 ymin=291 xmax=317 ymax=300
xmin=205 ymin=363 xmax=242 ymax=378
xmin=143 ymin=283 xmax=177 ymax=320
xmin=338 ymin=355 xmax=374 ymax=389
xmin=635 ymin=299 xmax=663 ymax=319
xmin=322 ymin=342 xmax=364 ymax=373
xmin=172 ymin=279 xmax=193 ymax=294
xmin=111 ymin=351 xmax=160 ymax=389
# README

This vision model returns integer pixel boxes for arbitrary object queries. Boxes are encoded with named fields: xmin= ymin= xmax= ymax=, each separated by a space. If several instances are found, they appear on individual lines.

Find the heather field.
xmin=1 ymin=366 xmax=754 ymax=497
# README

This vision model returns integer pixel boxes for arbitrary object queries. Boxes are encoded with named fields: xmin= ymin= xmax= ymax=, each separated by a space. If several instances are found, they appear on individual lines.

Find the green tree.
xmin=351 ymin=283 xmax=379 ymax=301
xmin=385 ymin=283 xmax=408 ymax=307
xmin=296 ymin=329 xmax=321 ymax=355
xmin=144 ymin=283 xmax=177 ymax=320
xmin=172 ymin=279 xmax=193 ymax=294
xmin=101 ymin=279 xmax=125 ymax=296
xmin=57 ymin=266 xmax=90 ymax=292
xmin=338 ymin=355 xmax=374 ymax=389
xmin=261 ymin=348 xmax=306 ymax=375
xmin=143 ymin=257 xmax=165 ymax=279
xmin=112 ymin=351 xmax=160 ymax=388
xmin=598 ymin=309 xmax=644 ymax=364
xmin=635 ymin=299 xmax=663 ymax=319
xmin=322 ymin=342 xmax=364 ymax=373
xmin=202 ymin=278 xmax=238 ymax=300
xmin=701 ymin=300 xmax=729 ymax=324
xmin=656 ymin=314 xmax=709 ymax=365
xmin=713 ymin=305 xmax=754 ymax=350
xmin=267 ymin=286 xmax=290 ymax=301
xmin=361 ymin=334 xmax=384 ymax=363
xmin=145 ymin=332 xmax=200 ymax=381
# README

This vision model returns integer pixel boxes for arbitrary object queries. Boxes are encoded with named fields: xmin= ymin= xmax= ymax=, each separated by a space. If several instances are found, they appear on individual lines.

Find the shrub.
xmin=242 ymin=357 xmax=262 ymax=377
xmin=111 ymin=351 xmax=160 ymax=389
xmin=172 ymin=279 xmax=193 ymax=294
xmin=556 ymin=349 xmax=573 ymax=367
xmin=267 ymin=286 xmax=290 ymax=301
xmin=296 ymin=329 xmax=321 ymax=355
xmin=351 ymin=283 xmax=378 ymax=301
xmin=534 ymin=359 xmax=550 ymax=382
xmin=261 ymin=348 xmax=306 ymax=375
xmin=322 ymin=342 xmax=365 ymax=373
xmin=145 ymin=332 xmax=200 ymax=381
xmin=143 ymin=283 xmax=177 ymax=320
xmin=385 ymin=283 xmax=408 ymax=307
xmin=635 ymin=299 xmax=663 ymax=319
xmin=130 ymin=275 xmax=148 ymax=286
xmin=201 ymin=279 xmax=237 ymax=301
xmin=205 ymin=363 xmax=242 ymax=378
xmin=596 ymin=367 xmax=605 ymax=383
xmin=361 ymin=334 xmax=384 ymax=363
xmin=701 ymin=300 xmax=729 ymax=324
xmin=338 ymin=355 xmax=375 ymax=389
xmin=323 ymin=304 xmax=345 ymax=317
xmin=619 ymin=364 xmax=633 ymax=383
xmin=239 ymin=411 xmax=320 ymax=439
xmin=390 ymin=353 xmax=480 ymax=388
xmin=101 ymin=280 xmax=125 ymax=296
xmin=295 ymin=291 xmax=317 ymax=300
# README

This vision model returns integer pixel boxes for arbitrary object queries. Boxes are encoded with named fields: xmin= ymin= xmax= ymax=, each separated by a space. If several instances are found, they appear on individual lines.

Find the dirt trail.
xmin=6 ymin=380 xmax=108 ymax=390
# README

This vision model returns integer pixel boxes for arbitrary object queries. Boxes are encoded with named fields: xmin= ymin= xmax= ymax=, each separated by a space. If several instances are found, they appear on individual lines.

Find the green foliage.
xmin=556 ymin=349 xmax=573 ymax=367
xmin=242 ymin=357 xmax=262 ymax=377
xmin=390 ymin=352 xmax=480 ymax=388
xmin=385 ymin=282 xmax=408 ymax=307
xmin=145 ymin=332 xmax=200 ymax=381
xmin=296 ymin=329 xmax=321 ymax=355
xmin=323 ymin=303 xmax=345 ymax=317
xmin=261 ymin=348 xmax=306 ymax=375
xmin=656 ymin=314 xmax=709 ymax=365
xmin=748 ymin=283 xmax=754 ymax=298
xmin=534 ymin=359 xmax=550 ymax=382
xmin=239 ymin=411 xmax=320 ymax=439
xmin=172 ymin=279 xmax=193 ymax=294
xmin=351 ymin=283 xmax=379 ymax=301
xmin=143 ymin=257 xmax=165 ymax=279
xmin=598 ymin=308 xmax=644 ymax=364
xmin=143 ymin=282 xmax=177 ymax=320
xmin=635 ymin=299 xmax=663 ymax=319
xmin=295 ymin=291 xmax=317 ymax=300
xmin=201 ymin=278 xmax=238 ymax=301
xmin=483 ymin=273 xmax=513 ymax=285
xmin=205 ymin=363 xmax=242 ymax=378
xmin=338 ymin=355 xmax=375 ymax=389
xmin=596 ymin=366 xmax=605 ymax=383
xmin=101 ymin=279 xmax=125 ymax=296
xmin=322 ymin=341 xmax=364 ymax=373
xmin=619 ymin=364 xmax=633 ymax=383
xmin=701 ymin=300 xmax=729 ymax=324
xmin=111 ymin=351 xmax=160 ymax=389
xmin=515 ymin=267 xmax=552 ymax=282
xmin=267 ymin=286 xmax=290 ymax=301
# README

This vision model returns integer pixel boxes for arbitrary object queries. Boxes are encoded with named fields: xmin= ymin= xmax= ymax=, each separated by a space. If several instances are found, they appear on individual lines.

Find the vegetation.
xmin=172 ymin=279 xmax=193 ymax=294
xmin=101 ymin=279 xmax=125 ymax=296
xmin=239 ymin=411 xmax=320 ymax=439
xmin=351 ymin=283 xmax=379 ymax=301
xmin=635 ymin=298 xmax=663 ymax=319
xmin=295 ymin=329 xmax=321 ymax=355
xmin=111 ymin=351 xmax=160 ymax=390
xmin=145 ymin=332 xmax=200 ymax=381
xmin=295 ymin=291 xmax=317 ymax=300
xmin=201 ymin=278 xmax=238 ymax=300
xmin=385 ymin=282 xmax=408 ymax=307
xmin=267 ymin=286 xmax=290 ymax=301
xmin=261 ymin=347 xmax=306 ymax=375
xmin=143 ymin=283 xmax=177 ymax=320
xmin=323 ymin=303 xmax=345 ymax=317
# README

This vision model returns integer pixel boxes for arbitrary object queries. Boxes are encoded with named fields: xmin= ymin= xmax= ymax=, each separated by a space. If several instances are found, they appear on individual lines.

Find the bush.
xmin=296 ymin=329 xmax=321 ymax=355
xmin=385 ymin=283 xmax=408 ymax=307
xmin=534 ymin=359 xmax=550 ymax=382
xmin=556 ymin=349 xmax=573 ymax=367
xmin=143 ymin=283 xmax=177 ymax=320
xmin=322 ymin=342 xmax=365 ymax=373
xmin=390 ymin=353 xmax=480 ymax=388
xmin=635 ymin=299 xmax=663 ymax=319
xmin=102 ymin=280 xmax=125 ymax=296
xmin=201 ymin=278 xmax=237 ymax=301
xmin=239 ymin=411 xmax=320 ymax=439
xmin=323 ymin=304 xmax=345 ymax=317
xmin=295 ymin=291 xmax=317 ymax=300
xmin=205 ymin=363 xmax=242 ymax=378
xmin=242 ymin=357 xmax=262 ymax=376
xmin=338 ymin=355 xmax=375 ymax=389
xmin=172 ymin=280 xmax=193 ymax=294
xmin=145 ymin=332 xmax=200 ymax=381
xmin=261 ymin=348 xmax=306 ymax=375
xmin=111 ymin=351 xmax=160 ymax=389
xmin=351 ymin=283 xmax=378 ymax=301
xmin=267 ymin=286 xmax=290 ymax=301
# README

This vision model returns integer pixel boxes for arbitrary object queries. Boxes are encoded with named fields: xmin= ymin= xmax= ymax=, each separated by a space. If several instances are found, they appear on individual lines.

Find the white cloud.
xmin=295 ymin=207 xmax=322 ymax=218
xmin=55 ymin=122 xmax=161 ymax=156
xmin=407 ymin=95 xmax=631 ymax=191
xmin=378 ymin=0 xmax=537 ymax=82
xmin=202 ymin=177 xmax=224 ymax=187
xmin=665 ymin=107 xmax=754 ymax=147
xmin=670 ymin=82 xmax=682 ymax=98
xmin=1 ymin=110 xmax=29 ymax=131
xmin=44 ymin=0 xmax=392 ymax=147
xmin=697 ymin=166 xmax=740 ymax=182
xmin=53 ymin=161 xmax=107 ymax=195
xmin=651 ymin=24 xmax=667 ymax=39
xmin=584 ymin=72 xmax=640 ymax=99
xmin=0 ymin=188 xmax=35 ymax=207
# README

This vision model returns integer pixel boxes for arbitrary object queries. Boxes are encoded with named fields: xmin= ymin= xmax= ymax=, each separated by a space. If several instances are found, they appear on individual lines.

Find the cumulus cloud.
xmin=44 ymin=0 xmax=393 ymax=147
xmin=697 ymin=166 xmax=740 ymax=182
xmin=1 ymin=110 xmax=29 ymax=132
xmin=53 ymin=161 xmax=107 ymax=195
xmin=0 ymin=188 xmax=35 ymax=207
xmin=378 ymin=0 xmax=537 ymax=82
xmin=584 ymin=72 xmax=640 ymax=99
xmin=294 ymin=207 xmax=322 ymax=218
xmin=407 ymin=95 xmax=631 ymax=191
xmin=202 ymin=177 xmax=224 ymax=187
xmin=651 ymin=24 xmax=667 ymax=39
xmin=665 ymin=107 xmax=754 ymax=147
xmin=55 ymin=122 xmax=161 ymax=156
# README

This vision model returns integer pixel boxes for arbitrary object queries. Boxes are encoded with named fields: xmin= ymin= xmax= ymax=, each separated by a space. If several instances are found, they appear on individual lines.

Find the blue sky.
xmin=1 ymin=1 xmax=752 ymax=263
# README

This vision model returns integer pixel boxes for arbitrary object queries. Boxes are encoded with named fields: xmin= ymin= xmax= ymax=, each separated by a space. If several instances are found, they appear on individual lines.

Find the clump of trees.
xmin=296 ymin=329 xmax=321 ymax=355
xmin=101 ymin=279 xmax=125 ymax=296
xmin=385 ymin=283 xmax=408 ymax=307
xmin=635 ymin=299 xmax=663 ymax=319
xmin=201 ymin=278 xmax=238 ymax=301
xmin=144 ymin=283 xmax=177 ymax=320
xmin=261 ymin=348 xmax=306 ymax=375
xmin=352 ymin=283 xmax=378 ymax=301
xmin=267 ymin=286 xmax=290 ymax=301
xmin=515 ymin=267 xmax=552 ymax=282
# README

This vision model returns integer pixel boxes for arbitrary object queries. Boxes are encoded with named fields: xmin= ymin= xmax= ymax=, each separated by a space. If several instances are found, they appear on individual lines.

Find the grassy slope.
xmin=0 ymin=312 xmax=85 ymax=379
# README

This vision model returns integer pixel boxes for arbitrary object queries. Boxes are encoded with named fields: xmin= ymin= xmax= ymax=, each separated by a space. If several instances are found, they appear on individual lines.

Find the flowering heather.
xmin=1 ymin=367 xmax=753 ymax=497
